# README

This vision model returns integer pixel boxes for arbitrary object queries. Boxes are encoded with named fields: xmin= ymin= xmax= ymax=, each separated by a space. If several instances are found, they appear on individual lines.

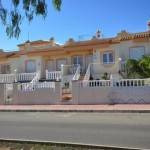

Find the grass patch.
xmin=0 ymin=142 xmax=111 ymax=150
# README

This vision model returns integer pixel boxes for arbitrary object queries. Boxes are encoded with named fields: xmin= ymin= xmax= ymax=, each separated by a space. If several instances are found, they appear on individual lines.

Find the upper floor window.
xmin=1 ymin=64 xmax=10 ymax=74
xmin=102 ymin=52 xmax=114 ymax=64
xmin=129 ymin=47 xmax=145 ymax=60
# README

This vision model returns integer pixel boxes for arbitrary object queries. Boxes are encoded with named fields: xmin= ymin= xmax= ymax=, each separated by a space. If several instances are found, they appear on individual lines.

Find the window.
xmin=1 ymin=64 xmax=10 ymax=74
xmin=130 ymin=47 xmax=145 ymax=60
xmin=26 ymin=60 xmax=36 ymax=73
xmin=102 ymin=52 xmax=114 ymax=64
xmin=72 ymin=56 xmax=83 ymax=66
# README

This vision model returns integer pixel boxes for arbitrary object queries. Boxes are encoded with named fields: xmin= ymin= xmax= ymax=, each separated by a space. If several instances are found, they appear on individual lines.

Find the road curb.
xmin=0 ymin=109 xmax=150 ymax=113
xmin=0 ymin=138 xmax=142 ymax=150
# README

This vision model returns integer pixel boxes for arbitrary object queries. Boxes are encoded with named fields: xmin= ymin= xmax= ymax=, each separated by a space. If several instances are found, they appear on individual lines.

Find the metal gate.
xmin=61 ymin=75 xmax=73 ymax=101
xmin=5 ymin=84 xmax=13 ymax=104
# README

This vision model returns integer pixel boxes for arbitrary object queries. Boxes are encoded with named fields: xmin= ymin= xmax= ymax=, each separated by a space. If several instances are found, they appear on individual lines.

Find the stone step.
xmin=62 ymin=93 xmax=72 ymax=102
xmin=79 ymin=75 xmax=85 ymax=80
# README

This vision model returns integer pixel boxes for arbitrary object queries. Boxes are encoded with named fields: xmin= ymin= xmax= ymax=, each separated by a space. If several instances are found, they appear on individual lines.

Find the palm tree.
xmin=139 ymin=55 xmax=150 ymax=77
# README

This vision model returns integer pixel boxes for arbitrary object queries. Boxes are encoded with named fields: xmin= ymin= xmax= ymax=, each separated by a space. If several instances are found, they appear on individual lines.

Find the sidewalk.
xmin=0 ymin=104 xmax=150 ymax=113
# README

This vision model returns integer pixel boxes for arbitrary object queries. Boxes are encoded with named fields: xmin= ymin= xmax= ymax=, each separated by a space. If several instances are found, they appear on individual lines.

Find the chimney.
xmin=25 ymin=40 xmax=30 ymax=47
xmin=97 ymin=30 xmax=101 ymax=39
xmin=147 ymin=21 xmax=150 ymax=31
xmin=50 ymin=37 xmax=55 ymax=46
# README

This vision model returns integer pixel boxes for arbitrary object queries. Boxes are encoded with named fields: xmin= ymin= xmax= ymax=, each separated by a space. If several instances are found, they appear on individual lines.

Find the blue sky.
xmin=0 ymin=0 xmax=150 ymax=51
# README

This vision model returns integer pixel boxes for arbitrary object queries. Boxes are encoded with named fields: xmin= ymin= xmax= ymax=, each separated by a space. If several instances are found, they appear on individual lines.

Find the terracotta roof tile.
xmin=1 ymin=30 xmax=150 ymax=58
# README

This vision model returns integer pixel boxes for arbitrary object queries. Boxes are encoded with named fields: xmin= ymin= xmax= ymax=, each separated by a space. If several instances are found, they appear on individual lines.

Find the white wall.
xmin=72 ymin=81 xmax=150 ymax=105
xmin=93 ymin=44 xmax=120 ymax=63
xmin=0 ymin=84 xmax=5 ymax=104
xmin=119 ymin=40 xmax=150 ymax=62
xmin=8 ymin=58 xmax=19 ymax=73
xmin=12 ymin=82 xmax=62 ymax=105
xmin=110 ymin=87 xmax=150 ymax=104
xmin=78 ymin=87 xmax=110 ymax=104
xmin=93 ymin=40 xmax=150 ymax=63
xmin=18 ymin=55 xmax=42 ymax=73
xmin=0 ymin=55 xmax=42 ymax=74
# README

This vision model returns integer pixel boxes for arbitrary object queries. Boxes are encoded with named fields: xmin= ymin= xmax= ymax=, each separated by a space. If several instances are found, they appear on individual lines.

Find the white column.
xmin=46 ymin=70 xmax=48 ymax=79
xmin=110 ymin=74 xmax=114 ymax=87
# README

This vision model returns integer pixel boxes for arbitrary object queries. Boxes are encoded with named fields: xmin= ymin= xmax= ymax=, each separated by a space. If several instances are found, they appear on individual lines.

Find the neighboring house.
xmin=0 ymin=49 xmax=18 ymax=74
xmin=0 ymin=22 xmax=150 ymax=82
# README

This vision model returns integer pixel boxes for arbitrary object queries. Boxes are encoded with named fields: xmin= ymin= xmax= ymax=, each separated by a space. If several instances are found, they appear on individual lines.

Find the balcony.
xmin=84 ymin=62 xmax=120 ymax=81
xmin=0 ymin=72 xmax=37 ymax=83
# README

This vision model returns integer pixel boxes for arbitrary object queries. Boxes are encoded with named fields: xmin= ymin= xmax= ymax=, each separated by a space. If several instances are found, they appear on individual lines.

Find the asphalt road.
xmin=0 ymin=112 xmax=150 ymax=149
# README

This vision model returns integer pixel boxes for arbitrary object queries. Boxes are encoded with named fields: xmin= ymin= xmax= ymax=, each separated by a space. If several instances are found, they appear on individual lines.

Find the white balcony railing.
xmin=46 ymin=70 xmax=62 ymax=80
xmin=30 ymin=71 xmax=40 ymax=84
xmin=114 ymin=78 xmax=150 ymax=87
xmin=17 ymin=72 xmax=37 ymax=81
xmin=83 ymin=64 xmax=91 ymax=81
xmin=79 ymin=78 xmax=150 ymax=88
xmin=21 ymin=83 xmax=35 ymax=91
xmin=20 ymin=82 xmax=55 ymax=91
xmin=0 ymin=74 xmax=15 ymax=83
xmin=0 ymin=72 xmax=38 ymax=83
xmin=72 ymin=65 xmax=80 ymax=81
xmin=36 ymin=82 xmax=55 ymax=89
xmin=79 ymin=80 xmax=111 ymax=87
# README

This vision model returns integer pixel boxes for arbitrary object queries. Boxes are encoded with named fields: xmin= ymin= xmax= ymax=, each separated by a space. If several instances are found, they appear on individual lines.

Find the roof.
xmin=0 ymin=50 xmax=18 ymax=58
xmin=1 ymin=30 xmax=150 ymax=58
xmin=17 ymin=40 xmax=50 ymax=47
xmin=17 ymin=30 xmax=150 ymax=49
xmin=116 ymin=30 xmax=150 ymax=41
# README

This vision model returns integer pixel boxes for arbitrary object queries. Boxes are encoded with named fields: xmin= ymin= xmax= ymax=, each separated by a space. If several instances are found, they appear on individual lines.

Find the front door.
xmin=46 ymin=60 xmax=54 ymax=71
xmin=72 ymin=56 xmax=84 ymax=73
xmin=72 ymin=56 xmax=83 ymax=66
xmin=26 ymin=60 xmax=36 ymax=73
xmin=86 ymin=55 xmax=93 ymax=69
xmin=57 ymin=59 xmax=67 ymax=71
